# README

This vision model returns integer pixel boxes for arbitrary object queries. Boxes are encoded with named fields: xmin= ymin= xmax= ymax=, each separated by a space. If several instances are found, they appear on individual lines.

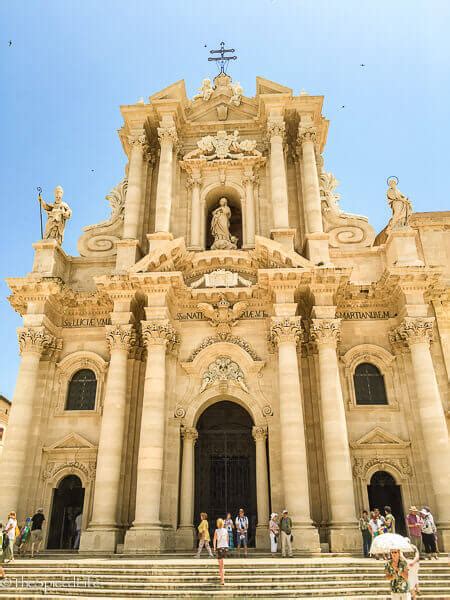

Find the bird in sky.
xmin=341 ymin=105 xmax=345 ymax=109
xmin=360 ymin=63 xmax=366 ymax=67
xmin=91 ymin=169 xmax=94 ymax=173
xmin=9 ymin=40 xmax=12 ymax=46
xmin=204 ymin=44 xmax=207 ymax=48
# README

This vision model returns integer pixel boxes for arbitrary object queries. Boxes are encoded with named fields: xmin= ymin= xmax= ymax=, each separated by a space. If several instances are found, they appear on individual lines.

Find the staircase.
xmin=1 ymin=556 xmax=449 ymax=598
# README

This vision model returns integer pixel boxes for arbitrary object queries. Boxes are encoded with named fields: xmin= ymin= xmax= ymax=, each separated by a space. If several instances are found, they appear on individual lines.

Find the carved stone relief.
xmin=200 ymin=356 xmax=248 ymax=393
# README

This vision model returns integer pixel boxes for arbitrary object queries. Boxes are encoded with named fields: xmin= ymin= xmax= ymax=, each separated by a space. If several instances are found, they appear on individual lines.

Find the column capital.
xmin=157 ymin=125 xmax=178 ymax=145
xmin=142 ymin=320 xmax=178 ymax=350
xmin=310 ymin=318 xmax=341 ymax=348
xmin=17 ymin=327 xmax=56 ymax=356
xmin=266 ymin=118 xmax=285 ymax=140
xmin=106 ymin=324 xmax=136 ymax=353
xmin=298 ymin=121 xmax=318 ymax=145
xmin=389 ymin=317 xmax=434 ymax=348
xmin=252 ymin=425 xmax=268 ymax=442
xmin=186 ymin=173 xmax=202 ymax=189
xmin=127 ymin=133 xmax=148 ymax=150
xmin=181 ymin=426 xmax=198 ymax=442
xmin=269 ymin=316 xmax=303 ymax=346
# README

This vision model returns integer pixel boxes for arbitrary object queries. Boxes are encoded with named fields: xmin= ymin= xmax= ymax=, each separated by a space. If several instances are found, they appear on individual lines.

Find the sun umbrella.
xmin=370 ymin=533 xmax=414 ymax=555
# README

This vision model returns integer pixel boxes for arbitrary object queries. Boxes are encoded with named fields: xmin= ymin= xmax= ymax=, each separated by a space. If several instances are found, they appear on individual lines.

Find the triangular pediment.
xmin=256 ymin=76 xmax=292 ymax=96
xmin=44 ymin=432 xmax=96 ymax=451
xmin=351 ymin=427 xmax=410 ymax=449
xmin=150 ymin=80 xmax=188 ymax=104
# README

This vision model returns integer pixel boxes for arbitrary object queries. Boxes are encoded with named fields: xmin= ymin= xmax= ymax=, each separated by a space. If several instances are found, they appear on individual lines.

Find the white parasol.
xmin=370 ymin=533 xmax=414 ymax=555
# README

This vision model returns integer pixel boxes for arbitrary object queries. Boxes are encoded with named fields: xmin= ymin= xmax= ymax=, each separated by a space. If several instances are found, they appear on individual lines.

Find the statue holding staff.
xmin=39 ymin=185 xmax=72 ymax=244
xmin=210 ymin=198 xmax=237 ymax=250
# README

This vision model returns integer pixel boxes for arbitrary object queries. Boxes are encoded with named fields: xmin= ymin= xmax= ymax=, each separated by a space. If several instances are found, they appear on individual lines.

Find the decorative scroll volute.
xmin=269 ymin=317 xmax=303 ymax=346
xmin=310 ymin=319 xmax=341 ymax=348
xmin=181 ymin=427 xmax=198 ymax=443
xmin=18 ymin=327 xmax=56 ymax=356
xmin=106 ymin=324 xmax=136 ymax=353
xmin=389 ymin=317 xmax=434 ymax=348
xmin=141 ymin=320 xmax=178 ymax=350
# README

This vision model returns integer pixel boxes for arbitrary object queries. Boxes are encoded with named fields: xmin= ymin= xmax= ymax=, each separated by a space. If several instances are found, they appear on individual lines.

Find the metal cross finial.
xmin=208 ymin=41 xmax=237 ymax=74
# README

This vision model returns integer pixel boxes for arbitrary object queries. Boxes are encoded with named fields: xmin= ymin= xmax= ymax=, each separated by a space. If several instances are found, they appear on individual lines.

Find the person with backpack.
xmin=280 ymin=509 xmax=293 ymax=558
xmin=3 ymin=511 xmax=18 ymax=563
xmin=17 ymin=516 xmax=32 ymax=555
xmin=235 ymin=508 xmax=249 ymax=558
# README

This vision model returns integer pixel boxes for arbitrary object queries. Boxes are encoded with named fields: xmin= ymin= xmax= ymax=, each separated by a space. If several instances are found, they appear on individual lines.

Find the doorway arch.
xmin=47 ymin=474 xmax=85 ymax=549
xmin=367 ymin=470 xmax=406 ymax=535
xmin=194 ymin=400 xmax=257 ymax=545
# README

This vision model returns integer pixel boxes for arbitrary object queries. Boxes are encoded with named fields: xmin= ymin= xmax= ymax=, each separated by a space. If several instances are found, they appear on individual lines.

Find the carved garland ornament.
xmin=42 ymin=460 xmax=96 ymax=482
xmin=200 ymin=356 xmax=248 ymax=393
xmin=352 ymin=456 xmax=413 ymax=480
xmin=187 ymin=335 xmax=260 ymax=362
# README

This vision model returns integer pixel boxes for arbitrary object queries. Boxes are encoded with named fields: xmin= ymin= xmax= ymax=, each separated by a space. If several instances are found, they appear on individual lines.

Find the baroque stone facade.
xmin=2 ymin=73 xmax=450 ymax=554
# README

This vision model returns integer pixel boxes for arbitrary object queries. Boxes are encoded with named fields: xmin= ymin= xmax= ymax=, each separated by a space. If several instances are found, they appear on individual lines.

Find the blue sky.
xmin=0 ymin=0 xmax=449 ymax=399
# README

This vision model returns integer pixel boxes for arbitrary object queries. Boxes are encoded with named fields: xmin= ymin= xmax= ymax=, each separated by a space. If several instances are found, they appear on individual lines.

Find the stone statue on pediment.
xmin=184 ymin=130 xmax=260 ymax=161
xmin=210 ymin=198 xmax=237 ymax=250
xmin=193 ymin=78 xmax=213 ymax=101
xmin=40 ymin=186 xmax=72 ymax=244
xmin=386 ymin=178 xmax=412 ymax=233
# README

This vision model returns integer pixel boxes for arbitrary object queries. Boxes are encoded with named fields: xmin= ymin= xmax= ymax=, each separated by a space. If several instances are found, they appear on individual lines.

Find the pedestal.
xmin=328 ymin=525 xmax=361 ymax=552
xmin=175 ymin=525 xmax=196 ymax=551
xmin=115 ymin=239 xmax=142 ymax=271
xmin=255 ymin=525 xmax=271 ymax=550
xmin=79 ymin=527 xmax=123 ymax=553
xmin=146 ymin=232 xmax=174 ymax=252
xmin=291 ymin=526 xmax=322 ymax=553
xmin=124 ymin=525 xmax=174 ymax=553
xmin=31 ymin=240 xmax=67 ymax=278
xmin=305 ymin=233 xmax=331 ymax=265
xmin=385 ymin=228 xmax=423 ymax=267
xmin=270 ymin=228 xmax=296 ymax=251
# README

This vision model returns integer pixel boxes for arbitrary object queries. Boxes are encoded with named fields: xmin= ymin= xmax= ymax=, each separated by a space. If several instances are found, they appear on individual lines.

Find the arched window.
xmin=354 ymin=363 xmax=388 ymax=405
xmin=65 ymin=369 xmax=97 ymax=411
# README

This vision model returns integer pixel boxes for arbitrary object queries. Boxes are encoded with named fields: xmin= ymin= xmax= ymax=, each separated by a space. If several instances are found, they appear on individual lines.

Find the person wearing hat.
xmin=406 ymin=506 xmax=422 ymax=554
xmin=419 ymin=507 xmax=438 ymax=559
xmin=269 ymin=512 xmax=279 ymax=555
xmin=3 ymin=511 xmax=17 ymax=564
xmin=30 ymin=508 xmax=46 ymax=558
xmin=279 ymin=509 xmax=293 ymax=558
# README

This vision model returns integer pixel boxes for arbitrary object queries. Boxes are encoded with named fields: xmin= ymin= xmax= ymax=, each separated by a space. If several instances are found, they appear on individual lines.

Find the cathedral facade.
xmin=2 ymin=73 xmax=450 ymax=554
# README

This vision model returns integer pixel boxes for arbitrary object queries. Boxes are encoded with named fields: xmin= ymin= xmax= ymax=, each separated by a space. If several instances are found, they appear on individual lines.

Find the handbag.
xmin=2 ymin=533 xmax=8 ymax=550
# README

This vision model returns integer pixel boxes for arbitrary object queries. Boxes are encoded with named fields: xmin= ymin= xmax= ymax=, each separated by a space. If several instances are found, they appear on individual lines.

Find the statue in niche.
xmin=40 ymin=185 xmax=72 ymax=244
xmin=386 ymin=178 xmax=413 ymax=233
xmin=210 ymin=198 xmax=237 ymax=250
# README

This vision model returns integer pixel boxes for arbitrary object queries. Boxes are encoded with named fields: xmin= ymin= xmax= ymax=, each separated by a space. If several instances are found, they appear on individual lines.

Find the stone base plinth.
xmin=305 ymin=233 xmax=332 ymax=266
xmin=385 ymin=228 xmax=424 ymax=267
xmin=438 ymin=524 xmax=450 ymax=551
xmin=328 ymin=524 xmax=361 ymax=552
xmin=147 ymin=232 xmax=174 ymax=252
xmin=124 ymin=524 xmax=174 ymax=553
xmin=255 ymin=524 xmax=271 ymax=550
xmin=115 ymin=239 xmax=142 ymax=271
xmin=270 ymin=228 xmax=296 ymax=251
xmin=291 ymin=525 xmax=321 ymax=553
xmin=79 ymin=526 xmax=123 ymax=553
xmin=175 ymin=525 xmax=196 ymax=551
xmin=31 ymin=240 xmax=67 ymax=278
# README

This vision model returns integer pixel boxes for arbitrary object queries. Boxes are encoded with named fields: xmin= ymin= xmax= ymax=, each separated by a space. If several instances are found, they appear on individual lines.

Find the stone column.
xmin=390 ymin=317 xmax=450 ymax=544
xmin=154 ymin=125 xmax=178 ymax=234
xmin=310 ymin=319 xmax=360 ymax=551
xmin=298 ymin=118 xmax=330 ymax=264
xmin=252 ymin=425 xmax=270 ymax=549
xmin=243 ymin=167 xmax=256 ymax=248
xmin=270 ymin=317 xmax=320 ymax=551
xmin=176 ymin=427 xmax=198 ymax=549
xmin=187 ymin=170 xmax=202 ymax=249
xmin=124 ymin=320 xmax=178 ymax=552
xmin=80 ymin=324 xmax=135 ymax=552
xmin=0 ymin=327 xmax=55 ymax=516
xmin=123 ymin=134 xmax=146 ymax=240
xmin=267 ymin=118 xmax=289 ymax=230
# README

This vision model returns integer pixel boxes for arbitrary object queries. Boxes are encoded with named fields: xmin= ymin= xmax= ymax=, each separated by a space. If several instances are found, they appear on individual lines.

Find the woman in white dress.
xmin=406 ymin=544 xmax=420 ymax=599
xmin=269 ymin=513 xmax=279 ymax=554
xmin=213 ymin=518 xmax=229 ymax=586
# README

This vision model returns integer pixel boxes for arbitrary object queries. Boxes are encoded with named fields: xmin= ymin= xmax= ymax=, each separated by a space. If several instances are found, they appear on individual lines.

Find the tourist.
xmin=374 ymin=508 xmax=387 ymax=533
xmin=279 ymin=509 xmax=293 ymax=558
xmin=213 ymin=518 xmax=228 ymax=585
xmin=269 ymin=512 xmax=279 ymax=555
xmin=30 ymin=508 xmax=46 ymax=558
xmin=73 ymin=512 xmax=82 ymax=550
xmin=17 ymin=516 xmax=32 ymax=555
xmin=384 ymin=506 xmax=396 ymax=534
xmin=0 ymin=524 xmax=5 ymax=578
xmin=420 ymin=508 xmax=438 ymax=559
xmin=224 ymin=513 xmax=234 ymax=550
xmin=368 ymin=510 xmax=385 ymax=559
xmin=235 ymin=508 xmax=249 ymax=558
xmin=406 ymin=506 xmax=423 ymax=554
xmin=384 ymin=549 xmax=410 ymax=599
xmin=195 ymin=512 xmax=213 ymax=558
xmin=359 ymin=510 xmax=371 ymax=557
xmin=406 ymin=543 xmax=420 ymax=599
xmin=3 ymin=511 xmax=17 ymax=564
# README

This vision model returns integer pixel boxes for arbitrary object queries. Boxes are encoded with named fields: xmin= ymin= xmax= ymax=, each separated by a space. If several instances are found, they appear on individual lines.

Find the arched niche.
xmin=202 ymin=184 xmax=244 ymax=249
